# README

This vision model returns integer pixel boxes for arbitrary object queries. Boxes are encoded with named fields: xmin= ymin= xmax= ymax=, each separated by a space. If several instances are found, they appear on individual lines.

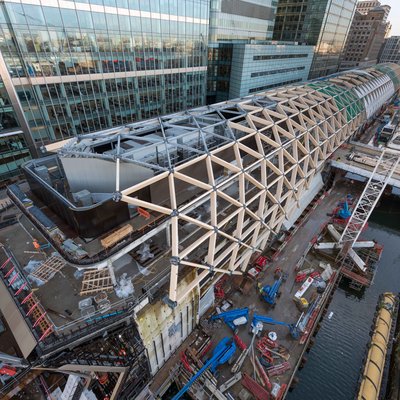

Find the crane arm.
xmin=172 ymin=338 xmax=236 ymax=400
xmin=209 ymin=307 xmax=249 ymax=322
xmin=252 ymin=314 xmax=289 ymax=328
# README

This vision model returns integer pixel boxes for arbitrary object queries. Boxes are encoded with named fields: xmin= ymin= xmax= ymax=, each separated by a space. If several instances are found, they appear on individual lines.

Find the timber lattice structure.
xmin=60 ymin=63 xmax=400 ymax=304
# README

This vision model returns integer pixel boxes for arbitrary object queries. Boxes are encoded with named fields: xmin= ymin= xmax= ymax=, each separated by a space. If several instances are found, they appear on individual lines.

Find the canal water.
xmin=287 ymin=197 xmax=400 ymax=400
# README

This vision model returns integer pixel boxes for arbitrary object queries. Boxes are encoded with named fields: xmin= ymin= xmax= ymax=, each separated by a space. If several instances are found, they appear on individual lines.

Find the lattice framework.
xmin=55 ymin=65 xmax=400 ymax=304
xmin=119 ymin=79 xmax=367 ymax=303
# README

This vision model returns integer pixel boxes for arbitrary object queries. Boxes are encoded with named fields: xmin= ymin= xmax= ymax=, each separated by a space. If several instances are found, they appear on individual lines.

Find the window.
xmin=78 ymin=11 xmax=93 ymax=29
xmin=43 ymin=7 xmax=63 ymax=27
xmin=60 ymin=9 xmax=79 ymax=28
xmin=251 ymin=66 xmax=305 ymax=78
xmin=253 ymin=53 xmax=309 ymax=61
xmin=249 ymin=78 xmax=303 ymax=93
xmin=22 ymin=5 xmax=45 ymax=26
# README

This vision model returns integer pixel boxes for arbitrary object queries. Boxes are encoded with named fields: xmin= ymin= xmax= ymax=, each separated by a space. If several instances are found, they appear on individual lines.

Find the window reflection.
xmin=0 ymin=0 xmax=209 ymax=143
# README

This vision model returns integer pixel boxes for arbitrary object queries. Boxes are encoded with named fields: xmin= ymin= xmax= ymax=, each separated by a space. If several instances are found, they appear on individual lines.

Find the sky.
xmin=383 ymin=0 xmax=400 ymax=36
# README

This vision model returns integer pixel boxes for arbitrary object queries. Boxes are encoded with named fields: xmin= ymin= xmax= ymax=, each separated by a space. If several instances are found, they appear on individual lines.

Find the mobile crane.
xmin=172 ymin=337 xmax=236 ymax=400
xmin=209 ymin=307 xmax=249 ymax=333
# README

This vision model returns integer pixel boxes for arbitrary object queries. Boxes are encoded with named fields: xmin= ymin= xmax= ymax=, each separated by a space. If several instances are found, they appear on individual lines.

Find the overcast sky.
xmin=382 ymin=0 xmax=400 ymax=36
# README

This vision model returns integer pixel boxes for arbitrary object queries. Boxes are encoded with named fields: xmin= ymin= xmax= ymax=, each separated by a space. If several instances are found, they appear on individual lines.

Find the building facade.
xmin=228 ymin=43 xmax=313 ymax=98
xmin=356 ymin=0 xmax=390 ymax=20
xmin=379 ymin=36 xmax=400 ymax=65
xmin=207 ymin=0 xmax=278 ymax=103
xmin=340 ymin=2 xmax=391 ymax=71
xmin=273 ymin=0 xmax=357 ymax=79
xmin=0 ymin=74 xmax=33 ymax=182
xmin=207 ymin=0 xmax=313 ymax=104
xmin=0 ymin=0 xmax=209 ymax=152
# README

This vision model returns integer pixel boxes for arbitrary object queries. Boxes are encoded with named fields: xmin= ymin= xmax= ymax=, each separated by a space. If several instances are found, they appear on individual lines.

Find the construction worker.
xmin=33 ymin=239 xmax=41 ymax=250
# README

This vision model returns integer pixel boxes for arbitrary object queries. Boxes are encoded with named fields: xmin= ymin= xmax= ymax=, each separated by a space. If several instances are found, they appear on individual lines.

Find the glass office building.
xmin=0 ymin=0 xmax=209 ymax=149
xmin=207 ymin=0 xmax=278 ymax=103
xmin=0 ymin=76 xmax=32 ymax=182
xmin=228 ymin=42 xmax=314 ymax=98
xmin=273 ymin=0 xmax=357 ymax=79
xmin=379 ymin=36 xmax=400 ymax=65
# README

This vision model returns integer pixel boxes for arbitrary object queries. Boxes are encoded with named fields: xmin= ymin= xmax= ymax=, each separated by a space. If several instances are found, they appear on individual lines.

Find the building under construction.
xmin=0 ymin=63 xmax=399 ymax=399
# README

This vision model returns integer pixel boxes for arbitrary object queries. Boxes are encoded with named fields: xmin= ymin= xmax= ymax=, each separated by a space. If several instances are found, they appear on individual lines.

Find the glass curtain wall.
xmin=273 ymin=0 xmax=357 ymax=79
xmin=0 ymin=77 xmax=31 ymax=181
xmin=0 ymin=0 xmax=209 ymax=146
xmin=207 ymin=0 xmax=277 ymax=103
xmin=309 ymin=0 xmax=357 ymax=78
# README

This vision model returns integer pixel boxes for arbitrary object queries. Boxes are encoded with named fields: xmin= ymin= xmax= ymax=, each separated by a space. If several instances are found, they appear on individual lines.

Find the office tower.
xmin=380 ymin=37 xmax=400 ymax=65
xmin=340 ymin=2 xmax=391 ymax=70
xmin=0 ymin=0 xmax=209 ymax=154
xmin=207 ymin=0 xmax=313 ymax=104
xmin=273 ymin=0 xmax=357 ymax=79
xmin=357 ymin=0 xmax=390 ymax=21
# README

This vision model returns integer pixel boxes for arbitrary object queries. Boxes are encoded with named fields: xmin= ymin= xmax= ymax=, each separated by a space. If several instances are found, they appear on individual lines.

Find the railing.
xmin=38 ymin=267 xmax=171 ymax=355
xmin=8 ymin=185 xmax=170 ymax=266
xmin=0 ymin=246 xmax=41 ymax=343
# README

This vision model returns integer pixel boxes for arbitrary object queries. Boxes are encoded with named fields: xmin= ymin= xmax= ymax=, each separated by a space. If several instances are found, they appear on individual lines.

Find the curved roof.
xmin=59 ymin=63 xmax=400 ymax=176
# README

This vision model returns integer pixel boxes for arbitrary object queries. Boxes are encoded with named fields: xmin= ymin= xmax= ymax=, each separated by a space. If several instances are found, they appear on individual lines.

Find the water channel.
xmin=287 ymin=196 xmax=400 ymax=400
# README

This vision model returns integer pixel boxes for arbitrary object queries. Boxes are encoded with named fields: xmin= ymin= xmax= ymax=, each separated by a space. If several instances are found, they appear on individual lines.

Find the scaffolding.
xmin=0 ymin=246 xmax=53 ymax=342
xmin=80 ymin=269 xmax=114 ymax=296
xmin=30 ymin=255 xmax=66 ymax=283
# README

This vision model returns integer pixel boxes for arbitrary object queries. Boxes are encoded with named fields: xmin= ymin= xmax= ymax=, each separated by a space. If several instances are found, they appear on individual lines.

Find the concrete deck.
xmin=0 ymin=208 xmax=170 ymax=331
xmin=149 ymin=181 xmax=357 ymax=397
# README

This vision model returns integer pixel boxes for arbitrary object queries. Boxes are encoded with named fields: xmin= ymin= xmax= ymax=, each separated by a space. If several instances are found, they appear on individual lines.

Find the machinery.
xmin=336 ymin=200 xmax=351 ymax=220
xmin=0 ymin=352 xmax=28 ymax=377
xmin=209 ymin=308 xmax=249 ymax=333
xmin=172 ymin=337 xmax=236 ymax=400
xmin=259 ymin=275 xmax=283 ymax=306
xmin=251 ymin=314 xmax=300 ymax=340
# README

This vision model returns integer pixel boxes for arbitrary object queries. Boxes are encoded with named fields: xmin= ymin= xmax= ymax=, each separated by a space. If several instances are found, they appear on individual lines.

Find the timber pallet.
xmin=80 ymin=269 xmax=114 ymax=296
xmin=30 ymin=255 xmax=66 ymax=283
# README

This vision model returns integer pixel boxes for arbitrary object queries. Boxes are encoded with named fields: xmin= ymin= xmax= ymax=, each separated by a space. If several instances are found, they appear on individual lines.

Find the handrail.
xmin=38 ymin=267 xmax=171 ymax=355
xmin=8 ymin=186 xmax=169 ymax=266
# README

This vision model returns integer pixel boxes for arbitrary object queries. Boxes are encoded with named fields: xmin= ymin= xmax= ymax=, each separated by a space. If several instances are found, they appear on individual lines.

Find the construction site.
xmin=0 ymin=63 xmax=399 ymax=400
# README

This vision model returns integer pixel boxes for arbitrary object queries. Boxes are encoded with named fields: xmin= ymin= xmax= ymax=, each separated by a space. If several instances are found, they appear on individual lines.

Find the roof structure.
xmin=58 ymin=63 xmax=400 ymax=305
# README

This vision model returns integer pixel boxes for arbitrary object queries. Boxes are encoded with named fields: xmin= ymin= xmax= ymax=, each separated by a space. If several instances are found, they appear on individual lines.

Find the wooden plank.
xmin=80 ymin=269 xmax=114 ymax=296
xmin=30 ymin=255 xmax=66 ymax=283
xmin=100 ymin=224 xmax=134 ymax=249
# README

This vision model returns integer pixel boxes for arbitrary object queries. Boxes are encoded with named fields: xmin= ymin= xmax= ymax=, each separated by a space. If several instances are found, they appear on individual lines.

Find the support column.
xmin=0 ymin=50 xmax=38 ymax=157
